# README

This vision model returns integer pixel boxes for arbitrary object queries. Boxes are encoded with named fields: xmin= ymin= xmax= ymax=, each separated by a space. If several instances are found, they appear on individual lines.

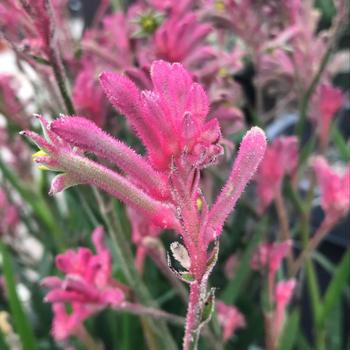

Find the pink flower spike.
xmin=251 ymin=240 xmax=292 ymax=275
xmin=275 ymin=279 xmax=296 ymax=308
xmin=312 ymin=156 xmax=350 ymax=221
xmin=311 ymin=83 xmax=344 ymax=147
xmin=51 ymin=303 xmax=92 ymax=342
xmin=274 ymin=279 xmax=296 ymax=340
xmin=255 ymin=136 xmax=299 ymax=213
xmin=99 ymin=71 xmax=161 ymax=153
xmin=205 ymin=127 xmax=266 ymax=242
xmin=22 ymin=117 xmax=179 ymax=229
xmin=50 ymin=116 xmax=169 ymax=199
xmin=100 ymin=60 xmax=222 ymax=172
xmin=216 ymin=301 xmax=246 ymax=342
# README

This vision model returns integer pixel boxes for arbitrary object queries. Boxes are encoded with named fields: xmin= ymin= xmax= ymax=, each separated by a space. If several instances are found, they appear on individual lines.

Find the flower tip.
xmin=247 ymin=126 xmax=267 ymax=143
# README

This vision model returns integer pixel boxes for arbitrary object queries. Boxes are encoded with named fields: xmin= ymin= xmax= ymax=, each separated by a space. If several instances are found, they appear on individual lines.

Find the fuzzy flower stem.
xmin=92 ymin=190 xmax=178 ymax=350
xmin=183 ymin=282 xmax=202 ymax=350
xmin=296 ymin=11 xmax=348 ymax=142
xmin=116 ymin=302 xmax=185 ymax=326
xmin=291 ymin=216 xmax=336 ymax=275
xmin=44 ymin=0 xmax=75 ymax=115
xmin=275 ymin=190 xmax=293 ymax=273
xmin=264 ymin=313 xmax=276 ymax=350
xmin=76 ymin=325 xmax=103 ymax=350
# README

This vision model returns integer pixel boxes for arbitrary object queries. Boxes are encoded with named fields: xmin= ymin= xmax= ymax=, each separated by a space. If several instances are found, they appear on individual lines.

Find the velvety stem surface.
xmin=291 ymin=216 xmax=335 ymax=275
xmin=116 ymin=302 xmax=185 ymax=326
xmin=183 ymin=282 xmax=202 ymax=350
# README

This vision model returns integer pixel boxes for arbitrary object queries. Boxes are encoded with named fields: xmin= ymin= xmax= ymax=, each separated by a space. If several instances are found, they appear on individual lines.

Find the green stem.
xmin=296 ymin=14 xmax=348 ymax=141
xmin=92 ymin=189 xmax=178 ymax=350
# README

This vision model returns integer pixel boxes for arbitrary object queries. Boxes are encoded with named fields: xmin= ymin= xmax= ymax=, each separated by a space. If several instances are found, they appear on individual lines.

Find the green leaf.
xmin=220 ymin=218 xmax=267 ymax=303
xmin=331 ymin=125 xmax=350 ymax=162
xmin=200 ymin=288 xmax=215 ymax=326
xmin=317 ymin=250 xmax=350 ymax=326
xmin=278 ymin=310 xmax=300 ymax=350
xmin=0 ymin=158 xmax=65 ymax=250
xmin=0 ymin=242 xmax=38 ymax=350
xmin=0 ymin=329 xmax=10 ymax=350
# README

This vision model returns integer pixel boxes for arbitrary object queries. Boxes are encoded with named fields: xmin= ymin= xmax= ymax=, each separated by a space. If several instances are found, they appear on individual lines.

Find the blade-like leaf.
xmin=220 ymin=217 xmax=267 ymax=303
xmin=317 ymin=250 xmax=350 ymax=326
xmin=278 ymin=310 xmax=300 ymax=350
xmin=0 ymin=242 xmax=38 ymax=350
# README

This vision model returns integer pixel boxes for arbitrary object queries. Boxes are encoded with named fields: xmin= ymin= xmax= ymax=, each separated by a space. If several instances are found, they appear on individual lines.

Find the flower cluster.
xmin=42 ymin=227 xmax=126 ymax=342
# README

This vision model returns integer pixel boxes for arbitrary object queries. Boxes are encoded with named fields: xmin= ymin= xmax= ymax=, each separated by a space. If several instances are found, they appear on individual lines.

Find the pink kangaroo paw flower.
xmin=55 ymin=151 xmax=177 ymax=228
xmin=216 ymin=301 xmax=246 ymax=342
xmin=50 ymin=116 xmax=169 ymax=199
xmin=312 ymin=156 xmax=350 ymax=221
xmin=99 ymin=71 xmax=161 ymax=153
xmin=205 ymin=127 xmax=267 ymax=242
xmin=49 ymin=174 xmax=81 ymax=196
xmin=22 ymin=118 xmax=178 ymax=229
xmin=274 ymin=279 xmax=296 ymax=340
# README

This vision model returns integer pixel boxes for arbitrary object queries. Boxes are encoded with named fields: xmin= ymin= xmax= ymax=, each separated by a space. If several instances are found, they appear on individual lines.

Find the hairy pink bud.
xmin=205 ymin=127 xmax=267 ymax=242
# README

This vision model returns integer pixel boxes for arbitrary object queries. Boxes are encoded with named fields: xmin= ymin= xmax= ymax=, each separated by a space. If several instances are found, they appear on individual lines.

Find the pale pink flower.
xmin=148 ymin=0 xmax=192 ymax=16
xmin=251 ymin=240 xmax=292 ymax=275
xmin=42 ymin=227 xmax=125 ymax=307
xmin=72 ymin=64 xmax=107 ymax=127
xmin=208 ymin=0 xmax=300 ymax=54
xmin=216 ymin=301 xmax=246 ymax=342
xmin=146 ymin=14 xmax=216 ymax=73
xmin=312 ymin=157 xmax=350 ymax=221
xmin=310 ymin=83 xmax=344 ymax=148
xmin=42 ymin=227 xmax=126 ymax=341
xmin=224 ymin=254 xmax=239 ymax=280
xmin=255 ymin=136 xmax=298 ymax=213
xmin=273 ymin=279 xmax=296 ymax=340
xmin=0 ymin=188 xmax=20 ymax=235
xmin=82 ymin=12 xmax=133 ymax=70
xmin=0 ymin=74 xmax=29 ymax=129
xmin=127 ymin=207 xmax=161 ymax=272
xmin=51 ymin=303 xmax=91 ymax=342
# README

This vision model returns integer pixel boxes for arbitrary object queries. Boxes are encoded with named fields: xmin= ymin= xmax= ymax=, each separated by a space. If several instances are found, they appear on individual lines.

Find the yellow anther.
xmin=32 ymin=150 xmax=49 ymax=170
xmin=214 ymin=0 xmax=225 ymax=12
xmin=218 ymin=67 xmax=229 ymax=78
xmin=38 ymin=165 xmax=50 ymax=171
xmin=32 ymin=149 xmax=48 ymax=159
xmin=196 ymin=197 xmax=203 ymax=211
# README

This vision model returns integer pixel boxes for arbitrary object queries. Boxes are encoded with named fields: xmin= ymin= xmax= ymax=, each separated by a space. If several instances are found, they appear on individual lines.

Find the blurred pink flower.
xmin=0 ymin=74 xmax=28 ymax=129
xmin=152 ymin=13 xmax=212 ymax=67
xmin=273 ymin=279 xmax=296 ymax=340
xmin=224 ymin=254 xmax=239 ymax=280
xmin=310 ymin=83 xmax=344 ymax=148
xmin=217 ymin=301 xmax=246 ymax=342
xmin=82 ymin=12 xmax=133 ymax=70
xmin=312 ymin=156 xmax=350 ymax=222
xmin=72 ymin=64 xmax=107 ymax=127
xmin=255 ymin=136 xmax=298 ymax=213
xmin=0 ymin=188 xmax=20 ymax=235
xmin=42 ymin=227 xmax=125 ymax=307
xmin=251 ymin=240 xmax=292 ymax=275
xmin=42 ymin=227 xmax=126 ymax=341
xmin=127 ymin=206 xmax=161 ymax=272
